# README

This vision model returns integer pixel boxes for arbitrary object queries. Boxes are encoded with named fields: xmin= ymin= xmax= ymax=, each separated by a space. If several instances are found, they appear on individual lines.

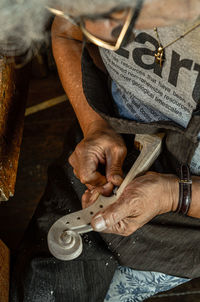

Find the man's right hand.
xmin=52 ymin=18 xmax=127 ymax=202
xmin=69 ymin=121 xmax=127 ymax=204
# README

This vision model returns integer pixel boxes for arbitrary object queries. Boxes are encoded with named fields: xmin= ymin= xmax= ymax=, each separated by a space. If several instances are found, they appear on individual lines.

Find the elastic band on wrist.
xmin=176 ymin=164 xmax=192 ymax=215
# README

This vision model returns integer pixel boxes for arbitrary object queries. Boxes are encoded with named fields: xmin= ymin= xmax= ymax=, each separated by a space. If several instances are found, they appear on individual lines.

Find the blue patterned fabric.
xmin=104 ymin=266 xmax=189 ymax=302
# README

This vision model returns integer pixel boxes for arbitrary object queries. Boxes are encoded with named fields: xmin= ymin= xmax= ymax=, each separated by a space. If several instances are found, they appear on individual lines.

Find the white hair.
xmin=54 ymin=0 xmax=141 ymax=17
xmin=0 ymin=0 xmax=144 ymax=56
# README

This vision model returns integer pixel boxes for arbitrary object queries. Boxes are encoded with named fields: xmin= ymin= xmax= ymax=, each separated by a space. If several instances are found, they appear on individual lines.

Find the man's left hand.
xmin=91 ymin=172 xmax=179 ymax=236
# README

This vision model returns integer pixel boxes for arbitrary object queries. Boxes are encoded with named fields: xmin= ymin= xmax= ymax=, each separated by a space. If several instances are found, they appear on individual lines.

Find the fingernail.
xmin=113 ymin=175 xmax=123 ymax=183
xmin=90 ymin=191 xmax=100 ymax=203
xmin=103 ymin=182 xmax=112 ymax=189
xmin=93 ymin=214 xmax=106 ymax=231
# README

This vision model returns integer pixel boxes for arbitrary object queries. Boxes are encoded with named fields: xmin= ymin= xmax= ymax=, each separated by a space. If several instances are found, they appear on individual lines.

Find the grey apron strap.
xmin=166 ymin=115 xmax=200 ymax=165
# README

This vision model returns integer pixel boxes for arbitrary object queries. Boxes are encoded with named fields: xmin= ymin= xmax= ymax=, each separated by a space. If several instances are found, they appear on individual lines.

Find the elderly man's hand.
xmin=69 ymin=121 xmax=127 ymax=200
xmin=91 ymin=172 xmax=179 ymax=236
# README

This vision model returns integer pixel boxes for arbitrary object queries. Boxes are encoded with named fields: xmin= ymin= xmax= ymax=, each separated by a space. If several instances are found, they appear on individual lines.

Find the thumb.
xmin=106 ymin=150 xmax=125 ymax=186
xmin=91 ymin=200 xmax=126 ymax=231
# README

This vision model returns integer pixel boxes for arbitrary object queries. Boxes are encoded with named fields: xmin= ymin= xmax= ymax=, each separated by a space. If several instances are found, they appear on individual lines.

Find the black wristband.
xmin=176 ymin=164 xmax=192 ymax=215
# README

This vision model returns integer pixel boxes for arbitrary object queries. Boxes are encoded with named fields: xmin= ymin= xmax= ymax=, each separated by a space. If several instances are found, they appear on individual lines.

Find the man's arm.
xmin=51 ymin=16 xmax=107 ymax=136
xmin=51 ymin=16 xmax=127 ymax=193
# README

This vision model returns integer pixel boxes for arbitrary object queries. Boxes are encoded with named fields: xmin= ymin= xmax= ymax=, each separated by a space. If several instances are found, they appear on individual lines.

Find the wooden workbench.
xmin=0 ymin=239 xmax=9 ymax=302
xmin=0 ymin=57 xmax=30 ymax=201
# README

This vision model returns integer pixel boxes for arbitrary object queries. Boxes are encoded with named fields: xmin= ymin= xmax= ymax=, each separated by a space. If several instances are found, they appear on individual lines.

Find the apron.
xmin=81 ymin=45 xmax=200 ymax=278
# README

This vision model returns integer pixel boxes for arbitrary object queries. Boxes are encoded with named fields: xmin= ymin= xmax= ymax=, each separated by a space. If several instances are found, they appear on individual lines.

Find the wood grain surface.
xmin=0 ymin=58 xmax=30 ymax=201
xmin=0 ymin=239 xmax=10 ymax=302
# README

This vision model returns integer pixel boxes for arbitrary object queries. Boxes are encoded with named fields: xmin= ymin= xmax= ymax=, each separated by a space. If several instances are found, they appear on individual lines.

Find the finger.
xmin=100 ymin=220 xmax=127 ymax=234
xmin=82 ymin=183 xmax=114 ymax=211
xmin=73 ymin=169 xmax=79 ymax=179
xmin=91 ymin=199 xmax=128 ymax=232
xmin=85 ymin=184 xmax=95 ymax=191
xmin=83 ymin=190 xmax=101 ymax=208
xmin=89 ymin=182 xmax=114 ymax=200
xmin=69 ymin=152 xmax=107 ymax=187
xmin=68 ymin=153 xmax=77 ymax=168
xmin=101 ymin=218 xmax=139 ymax=236
xmin=95 ymin=182 xmax=114 ymax=197
xmin=82 ymin=181 xmax=114 ymax=209
xmin=145 ymin=171 xmax=157 ymax=176
xmin=82 ymin=183 xmax=112 ymax=209
xmin=73 ymin=160 xmax=108 ymax=187
xmin=82 ymin=188 xmax=102 ymax=209
xmin=82 ymin=190 xmax=92 ymax=208
xmin=105 ymin=147 xmax=126 ymax=186
xmin=85 ymin=183 xmax=113 ymax=196
xmin=80 ymin=170 xmax=107 ymax=187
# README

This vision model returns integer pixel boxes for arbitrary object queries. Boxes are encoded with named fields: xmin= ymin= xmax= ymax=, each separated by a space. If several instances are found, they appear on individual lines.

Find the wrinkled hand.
xmin=69 ymin=121 xmax=127 ymax=203
xmin=91 ymin=172 xmax=179 ymax=236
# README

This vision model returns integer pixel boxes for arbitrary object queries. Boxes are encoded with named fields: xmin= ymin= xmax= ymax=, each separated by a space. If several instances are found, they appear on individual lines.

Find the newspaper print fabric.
xmin=100 ymin=17 xmax=200 ymax=128
xmin=100 ymin=17 xmax=200 ymax=174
